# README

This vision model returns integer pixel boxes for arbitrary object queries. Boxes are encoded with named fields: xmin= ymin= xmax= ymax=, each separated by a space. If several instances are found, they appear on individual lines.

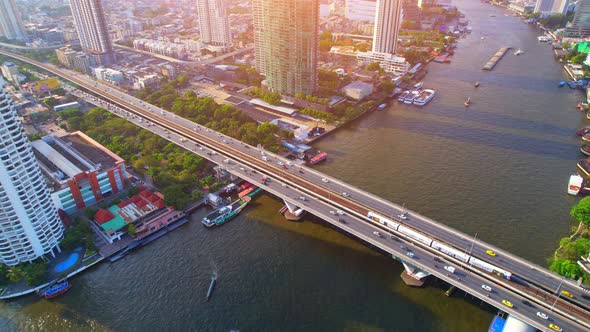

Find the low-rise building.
xmin=94 ymin=67 xmax=125 ymax=84
xmin=357 ymin=51 xmax=410 ymax=76
xmin=342 ymin=81 xmax=373 ymax=100
xmin=32 ymin=131 xmax=128 ymax=215
xmin=1 ymin=62 xmax=21 ymax=83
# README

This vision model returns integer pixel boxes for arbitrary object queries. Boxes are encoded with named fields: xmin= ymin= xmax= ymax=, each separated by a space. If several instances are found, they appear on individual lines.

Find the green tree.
xmin=162 ymin=184 xmax=191 ymax=210
xmin=128 ymin=224 xmax=136 ymax=237
xmin=22 ymin=260 xmax=49 ymax=286
xmin=571 ymin=197 xmax=590 ymax=227
xmin=263 ymin=91 xmax=282 ymax=105
xmin=6 ymin=266 xmax=23 ymax=283
xmin=365 ymin=62 xmax=381 ymax=71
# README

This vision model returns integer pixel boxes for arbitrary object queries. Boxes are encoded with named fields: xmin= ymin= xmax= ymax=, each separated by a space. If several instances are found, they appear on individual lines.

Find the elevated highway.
xmin=5 ymin=50 xmax=590 ymax=331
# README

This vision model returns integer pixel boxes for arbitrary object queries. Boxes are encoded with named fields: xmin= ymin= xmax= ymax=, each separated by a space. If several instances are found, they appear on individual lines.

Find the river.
xmin=0 ymin=0 xmax=585 ymax=331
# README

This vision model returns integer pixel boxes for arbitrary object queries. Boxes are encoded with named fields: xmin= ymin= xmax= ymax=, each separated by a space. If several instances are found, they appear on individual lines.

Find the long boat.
xmin=38 ymin=279 xmax=72 ymax=299
xmin=202 ymin=199 xmax=248 ymax=227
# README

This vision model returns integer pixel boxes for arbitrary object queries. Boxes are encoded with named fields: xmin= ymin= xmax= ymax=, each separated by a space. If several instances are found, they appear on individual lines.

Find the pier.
xmin=482 ymin=47 xmax=510 ymax=71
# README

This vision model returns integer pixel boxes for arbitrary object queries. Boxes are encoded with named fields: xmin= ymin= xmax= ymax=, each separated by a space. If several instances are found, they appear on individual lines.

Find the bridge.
xmin=3 ymin=49 xmax=590 ymax=332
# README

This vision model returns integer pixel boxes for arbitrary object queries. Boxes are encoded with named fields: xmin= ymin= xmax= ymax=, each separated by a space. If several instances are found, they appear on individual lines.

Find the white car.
xmin=536 ymin=312 xmax=549 ymax=320
xmin=329 ymin=210 xmax=336 ymax=215
xmin=321 ymin=178 xmax=329 ymax=183
xmin=298 ymin=196 xmax=306 ymax=201
xmin=342 ymin=192 xmax=350 ymax=197
xmin=336 ymin=210 xmax=344 ymax=215
xmin=481 ymin=285 xmax=492 ymax=292
xmin=278 ymin=162 xmax=285 ymax=166
xmin=373 ymin=231 xmax=381 ymax=237
xmin=398 ymin=213 xmax=408 ymax=220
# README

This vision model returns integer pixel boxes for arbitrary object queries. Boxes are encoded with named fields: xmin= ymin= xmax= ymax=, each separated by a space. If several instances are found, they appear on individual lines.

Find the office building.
xmin=252 ymin=0 xmax=318 ymax=96
xmin=0 ymin=78 xmax=63 ymax=266
xmin=32 ymin=132 xmax=127 ymax=215
xmin=534 ymin=0 xmax=569 ymax=16
xmin=1 ymin=62 xmax=20 ymax=83
xmin=196 ymin=0 xmax=231 ymax=50
xmin=566 ymin=0 xmax=590 ymax=37
xmin=68 ymin=0 xmax=114 ymax=64
xmin=0 ymin=0 xmax=26 ymax=40
xmin=345 ymin=0 xmax=377 ymax=21
xmin=373 ymin=0 xmax=403 ymax=54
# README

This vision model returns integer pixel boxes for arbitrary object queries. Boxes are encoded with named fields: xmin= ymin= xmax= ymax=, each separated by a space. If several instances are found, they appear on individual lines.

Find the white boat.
xmin=413 ymin=82 xmax=423 ymax=89
xmin=464 ymin=97 xmax=471 ymax=107
xmin=413 ymin=89 xmax=436 ymax=106
xmin=404 ymin=90 xmax=420 ymax=104
xmin=568 ymin=174 xmax=583 ymax=195
xmin=538 ymin=35 xmax=551 ymax=42
xmin=398 ymin=90 xmax=411 ymax=102
xmin=514 ymin=49 xmax=523 ymax=55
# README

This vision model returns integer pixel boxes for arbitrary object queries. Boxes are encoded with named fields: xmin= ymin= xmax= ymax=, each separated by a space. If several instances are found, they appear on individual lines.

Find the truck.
xmin=444 ymin=265 xmax=456 ymax=274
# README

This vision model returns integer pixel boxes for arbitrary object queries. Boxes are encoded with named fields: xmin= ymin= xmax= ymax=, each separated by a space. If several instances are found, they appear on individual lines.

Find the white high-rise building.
xmin=0 ymin=0 xmax=26 ymax=41
xmin=0 ymin=78 xmax=63 ymax=266
xmin=69 ymin=0 xmax=114 ymax=64
xmin=373 ymin=0 xmax=403 ymax=54
xmin=566 ymin=0 xmax=590 ymax=37
xmin=345 ymin=0 xmax=377 ymax=21
xmin=196 ymin=0 xmax=231 ymax=50
xmin=534 ymin=0 xmax=569 ymax=16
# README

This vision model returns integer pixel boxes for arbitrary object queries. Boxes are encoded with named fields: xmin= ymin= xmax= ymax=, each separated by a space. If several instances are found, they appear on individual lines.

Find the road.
xmin=7 ymin=50 xmax=589 ymax=331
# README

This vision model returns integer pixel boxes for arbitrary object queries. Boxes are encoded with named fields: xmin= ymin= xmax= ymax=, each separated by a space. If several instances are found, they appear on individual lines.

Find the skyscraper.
xmin=534 ymin=0 xmax=569 ymax=16
xmin=0 ymin=78 xmax=63 ymax=266
xmin=372 ymin=0 xmax=403 ymax=54
xmin=196 ymin=0 xmax=231 ymax=50
xmin=345 ymin=0 xmax=377 ymax=21
xmin=252 ymin=0 xmax=318 ymax=96
xmin=566 ymin=0 xmax=590 ymax=37
xmin=0 ymin=0 xmax=26 ymax=41
xmin=69 ymin=0 xmax=114 ymax=64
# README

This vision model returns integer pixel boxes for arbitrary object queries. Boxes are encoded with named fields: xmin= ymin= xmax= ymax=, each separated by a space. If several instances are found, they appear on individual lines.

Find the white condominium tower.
xmin=252 ymin=0 xmax=318 ymax=96
xmin=196 ymin=0 xmax=231 ymax=50
xmin=372 ymin=0 xmax=403 ymax=54
xmin=0 ymin=78 xmax=63 ymax=266
xmin=69 ymin=0 xmax=114 ymax=64
xmin=0 ymin=0 xmax=26 ymax=41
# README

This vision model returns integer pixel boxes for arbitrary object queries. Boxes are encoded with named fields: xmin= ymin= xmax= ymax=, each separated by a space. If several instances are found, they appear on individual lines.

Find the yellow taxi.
xmin=486 ymin=249 xmax=496 ymax=257
xmin=561 ymin=290 xmax=574 ymax=298
xmin=549 ymin=323 xmax=562 ymax=331
xmin=502 ymin=299 xmax=513 ymax=308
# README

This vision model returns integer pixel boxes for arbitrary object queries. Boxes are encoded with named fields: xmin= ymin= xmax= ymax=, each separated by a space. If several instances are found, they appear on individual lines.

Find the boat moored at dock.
xmin=404 ymin=90 xmax=420 ymax=104
xmin=202 ymin=199 xmax=248 ymax=227
xmin=568 ymin=174 xmax=584 ymax=195
xmin=413 ymin=89 xmax=436 ymax=106
xmin=398 ymin=90 xmax=411 ymax=102
xmin=38 ymin=279 xmax=72 ymax=299
xmin=582 ymin=145 xmax=590 ymax=157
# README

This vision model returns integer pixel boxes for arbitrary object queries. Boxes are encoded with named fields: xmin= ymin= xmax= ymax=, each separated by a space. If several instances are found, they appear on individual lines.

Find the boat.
xmin=474 ymin=82 xmax=481 ymax=87
xmin=582 ymin=145 xmax=590 ymax=157
xmin=404 ymin=90 xmax=420 ymax=104
xmin=309 ymin=151 xmax=327 ymax=165
xmin=39 ymin=279 xmax=72 ymax=299
xmin=577 ymin=126 xmax=590 ymax=136
xmin=568 ymin=174 xmax=584 ymax=195
xmin=514 ymin=49 xmax=523 ymax=55
xmin=538 ymin=35 xmax=551 ymax=42
xmin=202 ymin=199 xmax=248 ymax=227
xmin=413 ymin=89 xmax=436 ymax=106
xmin=559 ymin=81 xmax=566 ymax=87
xmin=433 ymin=56 xmax=451 ymax=63
xmin=583 ymin=134 xmax=590 ymax=143
xmin=413 ymin=82 xmax=423 ymax=89
xmin=398 ymin=90 xmax=411 ymax=102
xmin=206 ymin=272 xmax=217 ymax=301
xmin=577 ymin=159 xmax=590 ymax=178
xmin=464 ymin=97 xmax=471 ymax=107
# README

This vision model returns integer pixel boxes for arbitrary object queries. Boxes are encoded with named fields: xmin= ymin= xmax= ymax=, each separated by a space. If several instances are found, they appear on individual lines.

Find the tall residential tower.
xmin=0 ymin=78 xmax=63 ymax=266
xmin=69 ymin=0 xmax=114 ymax=64
xmin=252 ymin=0 xmax=318 ymax=96
xmin=566 ymin=0 xmax=590 ymax=37
xmin=0 ymin=0 xmax=26 ymax=41
xmin=372 ymin=0 xmax=403 ymax=54
xmin=196 ymin=0 xmax=231 ymax=50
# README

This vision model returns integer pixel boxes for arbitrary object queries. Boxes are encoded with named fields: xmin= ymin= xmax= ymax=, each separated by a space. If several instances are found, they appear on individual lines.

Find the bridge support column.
xmin=400 ymin=261 xmax=431 ymax=287
xmin=280 ymin=199 xmax=305 ymax=221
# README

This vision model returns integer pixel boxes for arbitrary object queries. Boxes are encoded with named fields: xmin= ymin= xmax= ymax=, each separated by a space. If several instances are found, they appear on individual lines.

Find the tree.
xmin=6 ymin=266 xmax=23 ymax=283
xmin=263 ymin=91 xmax=282 ymax=105
xmin=162 ymin=184 xmax=192 ymax=210
xmin=571 ymin=197 xmax=590 ymax=227
xmin=380 ymin=81 xmax=396 ymax=94
xmin=365 ymin=62 xmax=381 ymax=71
xmin=128 ymin=224 xmax=136 ymax=237
xmin=22 ymin=260 xmax=48 ymax=286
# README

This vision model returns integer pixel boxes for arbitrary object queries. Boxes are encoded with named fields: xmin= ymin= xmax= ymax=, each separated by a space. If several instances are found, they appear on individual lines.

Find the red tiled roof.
xmin=155 ymin=200 xmax=165 ymax=209
xmin=117 ymin=200 xmax=130 ymax=208
xmin=94 ymin=208 xmax=115 ymax=224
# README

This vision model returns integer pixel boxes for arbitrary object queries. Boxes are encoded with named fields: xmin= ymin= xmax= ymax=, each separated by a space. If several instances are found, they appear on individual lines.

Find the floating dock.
xmin=482 ymin=47 xmax=510 ymax=71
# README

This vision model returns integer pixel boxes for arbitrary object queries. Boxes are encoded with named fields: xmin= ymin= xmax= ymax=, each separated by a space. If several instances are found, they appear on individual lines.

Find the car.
xmin=390 ymin=235 xmax=400 ymax=242
xmin=486 ymin=250 xmax=496 ymax=257
xmin=278 ymin=162 xmax=285 ymax=166
xmin=321 ymin=178 xmax=329 ymax=183
xmin=522 ymin=300 xmax=532 ymax=307
xmin=342 ymin=192 xmax=350 ymax=197
xmin=281 ymin=183 xmax=287 ymax=188
xmin=481 ymin=285 xmax=492 ymax=292
xmin=536 ymin=312 xmax=549 ymax=320
xmin=287 ymin=162 xmax=292 ymax=166
xmin=406 ymin=252 xmax=414 ymax=258
xmin=373 ymin=231 xmax=382 ymax=237
xmin=548 ymin=323 xmax=562 ymax=331
xmin=298 ymin=196 xmax=306 ymax=201
xmin=561 ymin=290 xmax=574 ymax=298
xmin=398 ymin=212 xmax=408 ymax=220
xmin=501 ymin=300 xmax=513 ymax=308
xmin=338 ymin=218 xmax=346 ymax=224
xmin=329 ymin=210 xmax=336 ymax=215
xmin=336 ymin=210 xmax=344 ymax=215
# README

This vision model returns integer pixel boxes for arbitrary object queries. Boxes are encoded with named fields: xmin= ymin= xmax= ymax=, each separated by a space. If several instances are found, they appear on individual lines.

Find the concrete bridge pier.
xmin=400 ymin=261 xmax=431 ymax=287
xmin=281 ymin=200 xmax=305 ymax=221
